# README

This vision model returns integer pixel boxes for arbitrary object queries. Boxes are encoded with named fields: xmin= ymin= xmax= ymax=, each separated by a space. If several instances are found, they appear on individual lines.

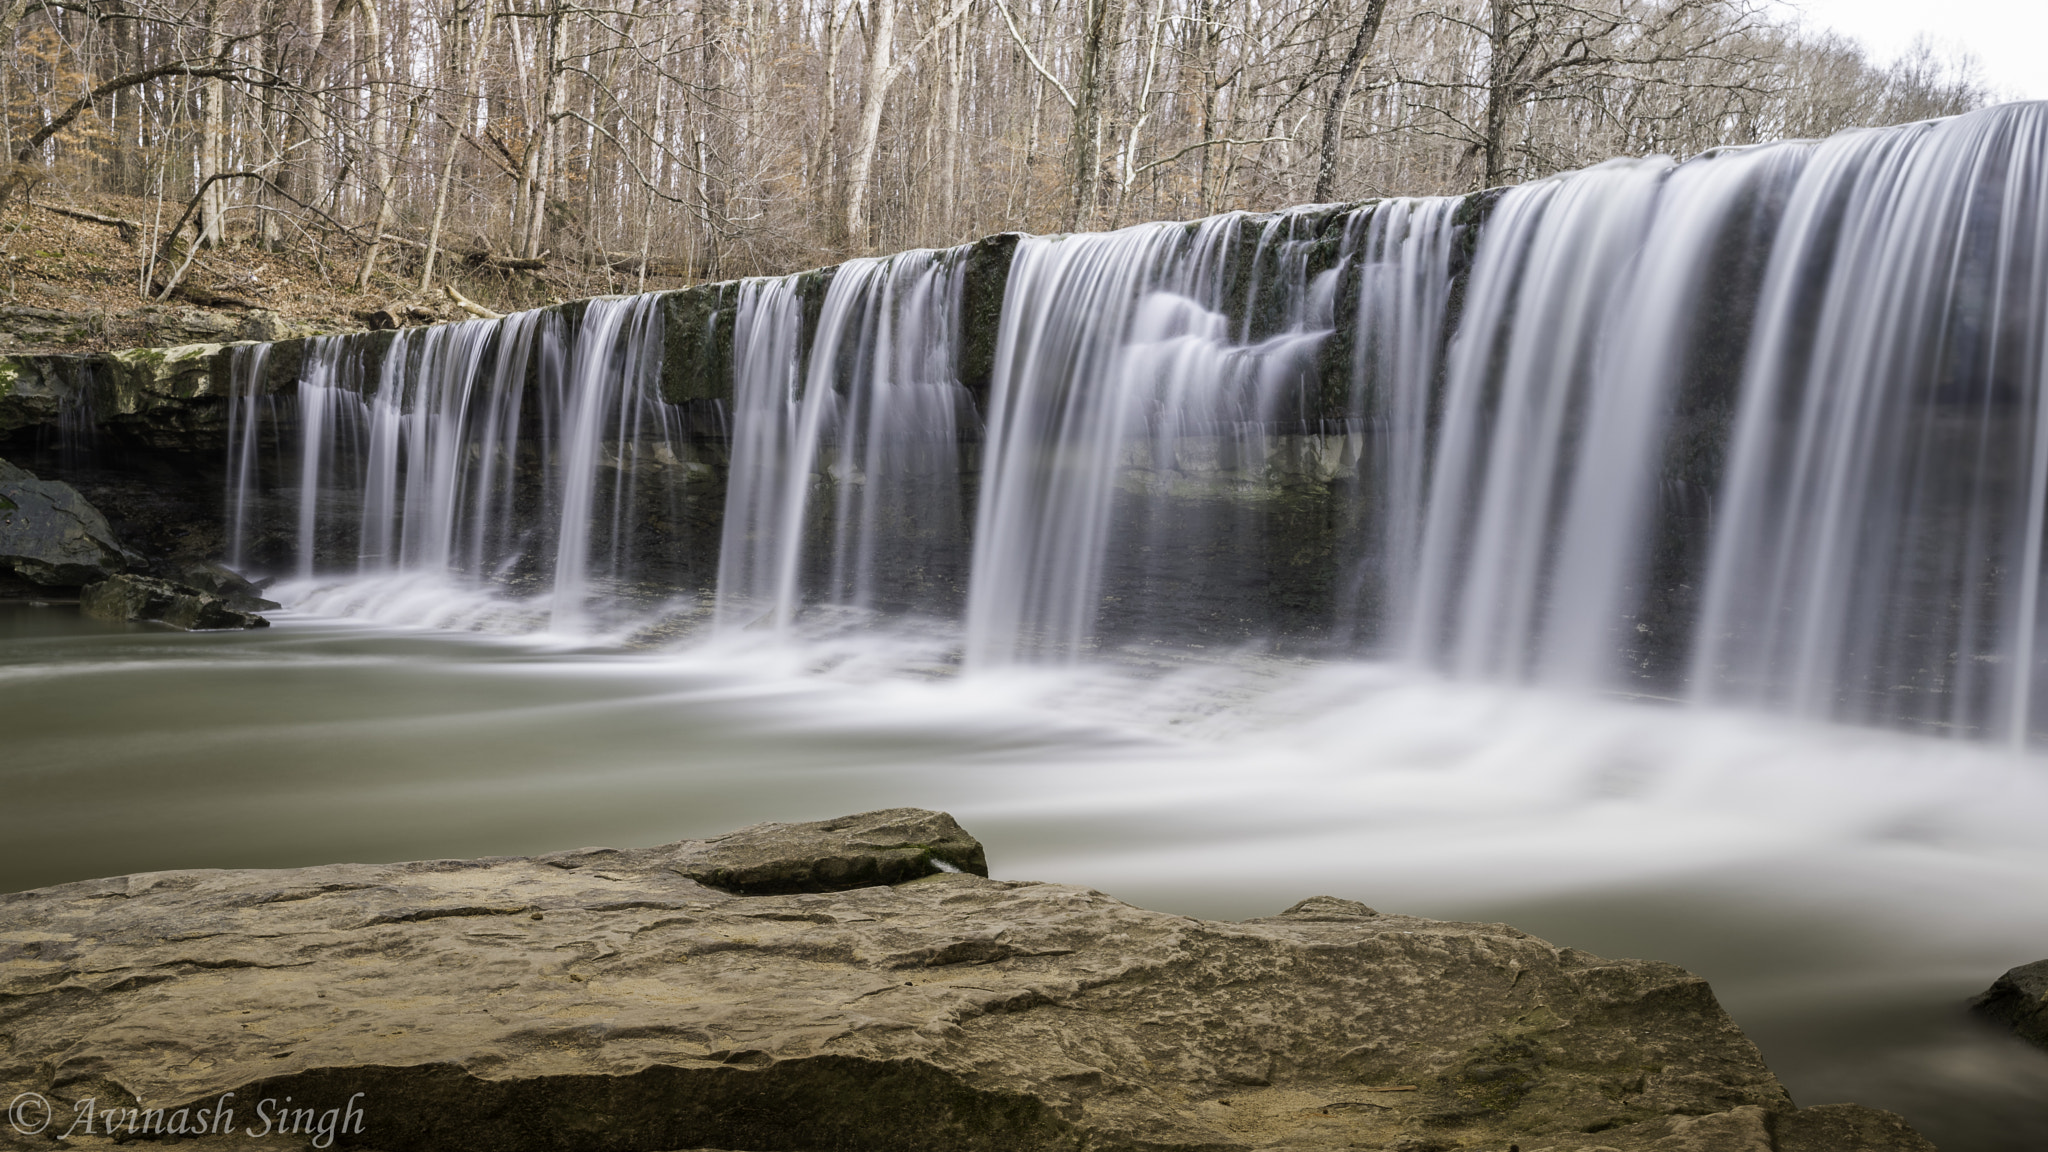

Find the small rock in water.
xmin=79 ymin=573 xmax=269 ymax=630
xmin=179 ymin=560 xmax=283 ymax=611
xmin=1972 ymin=958 xmax=2048 ymax=1049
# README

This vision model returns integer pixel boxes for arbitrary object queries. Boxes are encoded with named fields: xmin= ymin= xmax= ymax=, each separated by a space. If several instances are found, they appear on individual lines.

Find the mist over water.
xmin=6 ymin=604 xmax=2047 ymax=1147
xmin=15 ymin=102 xmax=2048 ymax=1149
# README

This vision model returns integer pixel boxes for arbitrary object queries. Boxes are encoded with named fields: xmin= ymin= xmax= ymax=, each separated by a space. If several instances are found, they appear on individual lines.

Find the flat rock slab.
xmin=0 ymin=810 xmax=1929 ymax=1152
xmin=669 ymin=809 xmax=988 ymax=894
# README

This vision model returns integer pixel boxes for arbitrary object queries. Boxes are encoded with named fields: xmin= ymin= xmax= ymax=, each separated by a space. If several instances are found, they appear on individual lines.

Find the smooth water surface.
xmin=5 ymin=600 xmax=2046 ymax=1150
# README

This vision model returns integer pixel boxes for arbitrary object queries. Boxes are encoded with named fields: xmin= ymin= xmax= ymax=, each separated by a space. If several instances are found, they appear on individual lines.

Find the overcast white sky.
xmin=1772 ymin=0 xmax=2048 ymax=100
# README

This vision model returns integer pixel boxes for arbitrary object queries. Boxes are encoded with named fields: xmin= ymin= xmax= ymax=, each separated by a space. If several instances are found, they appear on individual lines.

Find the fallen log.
xmin=30 ymin=199 xmax=141 ymax=243
xmin=443 ymin=284 xmax=502 ymax=320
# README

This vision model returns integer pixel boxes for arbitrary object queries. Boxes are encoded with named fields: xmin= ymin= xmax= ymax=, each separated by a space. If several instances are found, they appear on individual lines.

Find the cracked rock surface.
xmin=0 ymin=809 xmax=1931 ymax=1152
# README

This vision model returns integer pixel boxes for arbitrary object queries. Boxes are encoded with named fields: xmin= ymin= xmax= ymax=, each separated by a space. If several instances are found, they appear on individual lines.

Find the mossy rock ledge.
xmin=0 ymin=808 xmax=1930 ymax=1152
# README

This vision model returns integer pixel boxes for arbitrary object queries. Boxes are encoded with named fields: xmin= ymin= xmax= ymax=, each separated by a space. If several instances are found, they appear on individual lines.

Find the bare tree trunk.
xmin=305 ymin=0 xmax=331 ymax=215
xmin=696 ymin=128 xmax=714 ymax=277
xmin=111 ymin=0 xmax=141 ymax=195
xmin=1483 ymin=0 xmax=1517 ymax=188
xmin=1066 ymin=0 xmax=1114 ymax=231
xmin=634 ymin=40 xmax=666 ymax=294
xmin=522 ymin=0 xmax=569 ymax=260
xmin=843 ymin=0 xmax=973 ymax=247
xmin=358 ymin=0 xmax=389 ymax=231
xmin=1109 ymin=0 xmax=1166 ymax=226
xmin=817 ymin=0 xmax=854 ymax=224
xmin=199 ymin=0 xmax=227 ymax=246
xmin=938 ymin=20 xmax=962 ymax=240
xmin=357 ymin=94 xmax=424 ymax=287
xmin=696 ymin=0 xmax=725 ymax=267
xmin=257 ymin=0 xmax=286 ymax=247
xmin=1195 ymin=0 xmax=1222 ymax=213
xmin=0 ymin=0 xmax=31 ymax=51
xmin=1313 ymin=0 xmax=1389 ymax=202
xmin=422 ymin=0 xmax=495 ymax=290
xmin=1014 ymin=42 xmax=1043 ymax=227
xmin=842 ymin=0 xmax=897 ymax=247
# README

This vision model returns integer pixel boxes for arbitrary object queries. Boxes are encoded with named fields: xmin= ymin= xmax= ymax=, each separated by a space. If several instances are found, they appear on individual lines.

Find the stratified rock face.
xmin=671 ymin=808 xmax=990 ymax=894
xmin=0 ymin=811 xmax=1928 ymax=1152
xmin=1973 ymin=958 xmax=2048 ymax=1048
xmin=0 ymin=470 xmax=128 ymax=585
xmin=78 ymin=572 xmax=268 ymax=629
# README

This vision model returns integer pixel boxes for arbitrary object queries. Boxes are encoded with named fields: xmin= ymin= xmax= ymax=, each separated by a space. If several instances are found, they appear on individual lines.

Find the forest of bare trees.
xmin=0 ymin=0 xmax=1989 ymax=300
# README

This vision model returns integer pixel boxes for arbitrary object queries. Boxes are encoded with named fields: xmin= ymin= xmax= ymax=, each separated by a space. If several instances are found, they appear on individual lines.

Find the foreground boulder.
xmin=0 ymin=809 xmax=1931 ymax=1152
xmin=671 ymin=808 xmax=989 ymax=893
xmin=0 ymin=459 xmax=128 ymax=586
xmin=79 ymin=572 xmax=269 ymax=629
xmin=1972 ymin=958 xmax=2048 ymax=1049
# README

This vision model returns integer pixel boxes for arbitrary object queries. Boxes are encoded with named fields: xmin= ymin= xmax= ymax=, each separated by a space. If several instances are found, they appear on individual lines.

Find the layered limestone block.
xmin=0 ymin=809 xmax=1929 ymax=1152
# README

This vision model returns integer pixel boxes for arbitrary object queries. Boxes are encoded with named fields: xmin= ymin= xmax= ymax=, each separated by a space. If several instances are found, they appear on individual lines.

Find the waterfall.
xmin=1342 ymin=197 xmax=1460 ymax=639
xmin=964 ymin=212 xmax=1338 ymax=665
xmin=716 ymin=275 xmax=806 ymax=626
xmin=234 ymin=295 xmax=675 ymax=630
xmin=223 ymin=342 xmax=272 ymax=569
xmin=1401 ymin=148 xmax=1799 ymax=686
xmin=211 ymin=101 xmax=2048 ymax=740
xmin=548 ymin=293 xmax=672 ymax=630
xmin=715 ymin=249 xmax=970 ymax=629
xmin=1694 ymin=104 xmax=2048 ymax=741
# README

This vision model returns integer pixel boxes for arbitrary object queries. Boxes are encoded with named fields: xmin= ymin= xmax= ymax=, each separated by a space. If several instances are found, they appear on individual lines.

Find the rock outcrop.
xmin=176 ymin=559 xmax=282 ymax=612
xmin=0 ymin=460 xmax=128 ymax=585
xmin=0 ymin=809 xmax=1930 ymax=1152
xmin=78 ymin=572 xmax=269 ymax=629
xmin=670 ymin=808 xmax=989 ymax=894
xmin=0 ymin=301 xmax=331 ymax=354
xmin=1972 ymin=958 xmax=2048 ymax=1049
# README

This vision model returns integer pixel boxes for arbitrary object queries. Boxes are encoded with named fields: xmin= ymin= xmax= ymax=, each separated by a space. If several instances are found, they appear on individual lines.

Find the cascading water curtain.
xmin=293 ymin=316 xmax=533 ymax=583
xmin=715 ymin=275 xmax=807 ymax=627
xmin=248 ymin=292 xmax=676 ymax=630
xmin=204 ymin=101 xmax=2048 ymax=742
xmin=547 ymin=293 xmax=675 ymax=631
xmin=1339 ymin=196 xmax=1459 ymax=638
xmin=714 ymin=249 xmax=972 ymax=629
xmin=1692 ymin=103 xmax=2048 ymax=743
xmin=1394 ymin=147 xmax=1802 ymax=688
xmin=964 ymin=210 xmax=1342 ymax=665
xmin=223 ymin=342 xmax=273 ymax=569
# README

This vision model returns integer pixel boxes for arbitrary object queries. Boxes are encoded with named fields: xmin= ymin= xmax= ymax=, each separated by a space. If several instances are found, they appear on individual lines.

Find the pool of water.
xmin=4 ymin=597 xmax=2046 ymax=1150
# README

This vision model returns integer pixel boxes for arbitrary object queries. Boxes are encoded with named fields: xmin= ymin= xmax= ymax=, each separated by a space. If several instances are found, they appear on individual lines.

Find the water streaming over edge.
xmin=212 ymin=102 xmax=2048 ymax=742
